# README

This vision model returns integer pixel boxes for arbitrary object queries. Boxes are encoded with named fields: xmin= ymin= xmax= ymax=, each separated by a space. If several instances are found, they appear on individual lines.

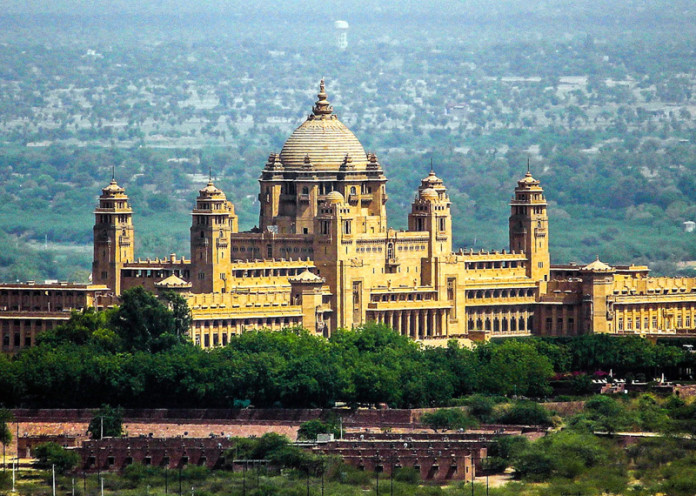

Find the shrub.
xmin=495 ymin=401 xmax=553 ymax=426
xmin=393 ymin=466 xmax=420 ymax=483
xmin=33 ymin=442 xmax=80 ymax=474
xmin=421 ymin=408 xmax=478 ymax=431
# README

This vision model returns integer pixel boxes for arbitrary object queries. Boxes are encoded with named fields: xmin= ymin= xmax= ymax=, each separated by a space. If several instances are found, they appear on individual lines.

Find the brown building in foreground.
xmin=4 ymin=80 xmax=696 ymax=353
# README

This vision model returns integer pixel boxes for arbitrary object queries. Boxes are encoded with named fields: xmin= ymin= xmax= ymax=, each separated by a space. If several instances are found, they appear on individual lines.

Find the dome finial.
xmin=527 ymin=157 xmax=531 ymax=175
xmin=312 ymin=78 xmax=333 ymax=117
xmin=111 ymin=165 xmax=115 ymax=181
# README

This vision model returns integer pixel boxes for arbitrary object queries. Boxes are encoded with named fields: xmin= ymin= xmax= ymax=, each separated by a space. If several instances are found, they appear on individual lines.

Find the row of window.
xmin=370 ymin=292 xmax=435 ymax=303
xmin=545 ymin=317 xmax=575 ymax=333
xmin=466 ymin=288 xmax=535 ymax=299
xmin=230 ymin=267 xmax=311 ymax=278
xmin=465 ymin=261 xmax=522 ymax=270
xmin=468 ymin=316 xmax=533 ymax=332
xmin=617 ymin=315 xmax=693 ymax=331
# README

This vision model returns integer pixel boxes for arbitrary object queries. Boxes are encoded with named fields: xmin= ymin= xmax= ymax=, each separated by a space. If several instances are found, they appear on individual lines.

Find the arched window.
xmin=350 ymin=186 xmax=357 ymax=195
xmin=387 ymin=243 xmax=394 ymax=259
xmin=302 ymin=186 xmax=309 ymax=194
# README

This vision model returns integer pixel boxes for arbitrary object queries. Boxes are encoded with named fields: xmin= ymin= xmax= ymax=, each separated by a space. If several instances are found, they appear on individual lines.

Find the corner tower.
xmin=408 ymin=170 xmax=452 ymax=258
xmin=92 ymin=178 xmax=134 ymax=295
xmin=190 ymin=180 xmax=238 ymax=293
xmin=509 ymin=169 xmax=550 ymax=286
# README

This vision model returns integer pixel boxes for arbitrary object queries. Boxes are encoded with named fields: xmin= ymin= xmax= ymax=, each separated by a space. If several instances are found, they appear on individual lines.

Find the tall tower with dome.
xmin=258 ymin=80 xmax=388 ymax=236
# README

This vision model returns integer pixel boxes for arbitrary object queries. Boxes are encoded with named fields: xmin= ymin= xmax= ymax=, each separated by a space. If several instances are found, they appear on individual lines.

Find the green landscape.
xmin=4 ymin=292 xmax=696 ymax=494
xmin=1 ymin=0 xmax=696 ymax=281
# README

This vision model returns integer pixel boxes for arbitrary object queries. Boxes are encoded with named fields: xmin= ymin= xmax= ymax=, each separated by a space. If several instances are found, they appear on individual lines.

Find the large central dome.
xmin=279 ymin=80 xmax=368 ymax=171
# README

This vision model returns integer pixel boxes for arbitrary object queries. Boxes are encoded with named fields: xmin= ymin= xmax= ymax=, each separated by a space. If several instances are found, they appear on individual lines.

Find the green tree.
xmin=160 ymin=290 xmax=193 ymax=339
xmin=496 ymin=401 xmax=553 ymax=427
xmin=420 ymin=408 xmax=478 ymax=431
xmin=297 ymin=420 xmax=335 ymax=441
xmin=111 ymin=287 xmax=183 ymax=352
xmin=88 ymin=404 xmax=123 ymax=439
xmin=0 ymin=408 xmax=12 ymax=463
xmin=33 ymin=442 xmax=80 ymax=474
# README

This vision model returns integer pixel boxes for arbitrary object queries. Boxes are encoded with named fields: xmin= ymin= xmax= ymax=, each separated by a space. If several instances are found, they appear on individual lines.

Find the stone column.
xmin=396 ymin=311 xmax=403 ymax=335
xmin=405 ymin=311 xmax=412 ymax=338
xmin=19 ymin=319 xmax=26 ymax=350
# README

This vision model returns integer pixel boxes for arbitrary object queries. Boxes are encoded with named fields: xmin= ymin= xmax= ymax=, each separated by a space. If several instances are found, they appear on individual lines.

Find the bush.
xmin=393 ymin=466 xmax=420 ymax=483
xmin=33 ymin=442 xmax=80 ymax=474
xmin=496 ymin=401 xmax=553 ymax=426
xmin=297 ymin=419 xmax=333 ymax=441
xmin=421 ymin=408 xmax=478 ymax=431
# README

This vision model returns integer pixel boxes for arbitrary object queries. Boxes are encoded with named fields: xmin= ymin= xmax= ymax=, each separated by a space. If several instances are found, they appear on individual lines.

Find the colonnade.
xmin=615 ymin=303 xmax=696 ymax=333
xmin=466 ymin=305 xmax=535 ymax=335
xmin=369 ymin=308 xmax=449 ymax=339
xmin=192 ymin=315 xmax=303 ymax=348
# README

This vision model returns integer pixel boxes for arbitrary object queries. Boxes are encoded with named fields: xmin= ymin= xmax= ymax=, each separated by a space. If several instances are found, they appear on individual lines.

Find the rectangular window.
xmin=678 ymin=316 xmax=683 ymax=328
xmin=545 ymin=318 xmax=552 ymax=332
xmin=618 ymin=318 xmax=623 ymax=331
xmin=687 ymin=316 xmax=691 ymax=328
xmin=652 ymin=316 xmax=657 ymax=329
xmin=627 ymin=319 xmax=632 ymax=330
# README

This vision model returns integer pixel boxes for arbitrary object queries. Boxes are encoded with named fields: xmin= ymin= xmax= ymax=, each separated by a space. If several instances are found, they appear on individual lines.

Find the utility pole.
xmin=52 ymin=464 xmax=56 ymax=496
xmin=179 ymin=467 xmax=182 ymax=496
xmin=11 ymin=458 xmax=15 ymax=493
xmin=165 ymin=467 xmax=168 ymax=494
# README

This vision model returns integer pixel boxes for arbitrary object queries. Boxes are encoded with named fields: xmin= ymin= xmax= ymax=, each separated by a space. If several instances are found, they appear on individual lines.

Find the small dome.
xmin=423 ymin=171 xmax=441 ymax=184
xmin=155 ymin=274 xmax=192 ymax=288
xmin=199 ymin=180 xmax=225 ymax=198
xmin=581 ymin=257 xmax=614 ymax=272
xmin=102 ymin=179 xmax=125 ymax=196
xmin=325 ymin=190 xmax=345 ymax=204
xmin=420 ymin=188 xmax=438 ymax=201
xmin=517 ymin=170 xmax=540 ymax=187
xmin=289 ymin=269 xmax=324 ymax=284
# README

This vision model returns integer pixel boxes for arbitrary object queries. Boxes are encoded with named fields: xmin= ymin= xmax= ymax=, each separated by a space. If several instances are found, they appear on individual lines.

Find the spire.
xmin=111 ymin=165 xmax=115 ymax=181
xmin=312 ymin=78 xmax=334 ymax=117
xmin=430 ymin=157 xmax=434 ymax=174
xmin=209 ymin=166 xmax=213 ymax=182
xmin=527 ymin=157 xmax=530 ymax=174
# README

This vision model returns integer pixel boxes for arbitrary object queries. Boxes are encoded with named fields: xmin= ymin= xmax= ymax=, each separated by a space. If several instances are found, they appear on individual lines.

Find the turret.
xmin=190 ymin=180 xmax=238 ymax=293
xmin=509 ymin=168 xmax=550 ymax=287
xmin=408 ymin=170 xmax=452 ymax=257
xmin=92 ymin=178 xmax=134 ymax=295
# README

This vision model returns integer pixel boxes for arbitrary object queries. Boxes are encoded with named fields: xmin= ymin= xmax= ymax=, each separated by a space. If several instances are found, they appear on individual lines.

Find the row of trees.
xmin=2 ymin=289 xmax=696 ymax=408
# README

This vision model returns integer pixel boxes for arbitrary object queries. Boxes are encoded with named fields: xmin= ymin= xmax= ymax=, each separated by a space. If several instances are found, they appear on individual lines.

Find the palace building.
xmin=3 ymin=80 xmax=696 ymax=352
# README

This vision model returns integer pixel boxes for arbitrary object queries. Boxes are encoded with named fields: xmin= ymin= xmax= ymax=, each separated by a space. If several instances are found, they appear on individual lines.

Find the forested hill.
xmin=1 ymin=2 xmax=696 ymax=281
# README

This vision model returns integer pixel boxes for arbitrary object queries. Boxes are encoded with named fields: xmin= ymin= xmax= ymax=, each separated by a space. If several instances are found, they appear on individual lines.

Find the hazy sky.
xmin=0 ymin=0 xmax=632 ymax=16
